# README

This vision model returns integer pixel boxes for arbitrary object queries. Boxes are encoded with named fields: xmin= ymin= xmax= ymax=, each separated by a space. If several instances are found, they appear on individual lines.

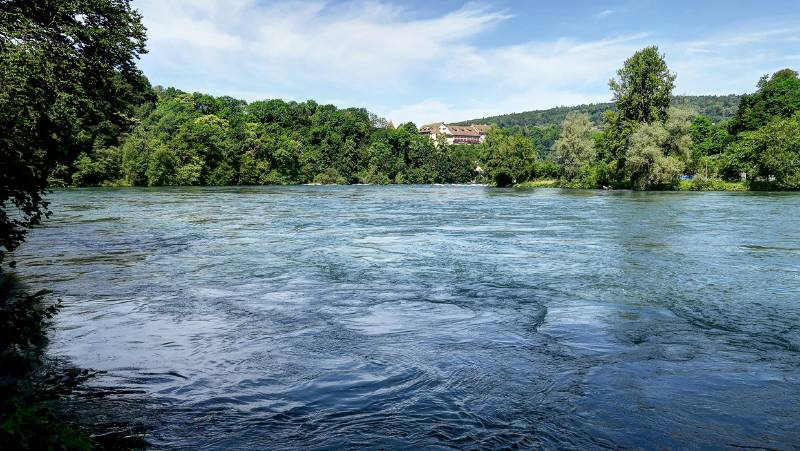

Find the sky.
xmin=132 ymin=0 xmax=800 ymax=125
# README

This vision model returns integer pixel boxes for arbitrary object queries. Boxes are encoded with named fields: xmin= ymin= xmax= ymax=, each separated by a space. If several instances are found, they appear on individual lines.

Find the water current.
xmin=15 ymin=186 xmax=800 ymax=449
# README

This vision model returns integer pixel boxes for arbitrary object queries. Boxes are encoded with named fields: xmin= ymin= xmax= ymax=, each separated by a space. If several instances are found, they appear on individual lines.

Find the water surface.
xmin=15 ymin=186 xmax=800 ymax=449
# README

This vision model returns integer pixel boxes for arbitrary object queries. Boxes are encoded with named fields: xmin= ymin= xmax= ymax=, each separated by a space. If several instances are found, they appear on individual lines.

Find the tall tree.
xmin=553 ymin=112 xmax=595 ymax=179
xmin=609 ymin=46 xmax=676 ymax=124
xmin=598 ymin=46 xmax=676 ymax=178
xmin=0 ymin=0 xmax=147 ymax=265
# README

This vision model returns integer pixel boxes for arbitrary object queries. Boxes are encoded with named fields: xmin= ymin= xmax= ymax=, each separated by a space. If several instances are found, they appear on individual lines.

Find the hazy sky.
xmin=133 ymin=0 xmax=800 ymax=124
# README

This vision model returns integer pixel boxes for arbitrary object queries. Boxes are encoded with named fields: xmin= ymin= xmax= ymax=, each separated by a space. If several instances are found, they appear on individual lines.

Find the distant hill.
xmin=457 ymin=95 xmax=742 ymax=128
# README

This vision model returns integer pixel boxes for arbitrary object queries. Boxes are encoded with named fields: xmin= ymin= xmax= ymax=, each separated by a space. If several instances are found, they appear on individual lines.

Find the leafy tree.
xmin=122 ymin=132 xmax=156 ymax=186
xmin=172 ymin=115 xmax=235 ymax=184
xmin=625 ymin=123 xmax=683 ymax=190
xmin=482 ymin=129 xmax=537 ymax=186
xmin=662 ymin=106 xmax=694 ymax=162
xmin=175 ymin=158 xmax=204 ymax=186
xmin=690 ymin=115 xmax=730 ymax=157
xmin=553 ymin=112 xmax=595 ymax=179
xmin=728 ymin=69 xmax=800 ymax=134
xmin=0 ymin=0 xmax=147 ymax=264
xmin=757 ymin=113 xmax=800 ymax=188
xmin=624 ymin=106 xmax=692 ymax=189
xmin=597 ymin=46 xmax=677 ymax=180
xmin=722 ymin=113 xmax=800 ymax=188
xmin=146 ymin=145 xmax=179 ymax=186
xmin=609 ymin=46 xmax=676 ymax=124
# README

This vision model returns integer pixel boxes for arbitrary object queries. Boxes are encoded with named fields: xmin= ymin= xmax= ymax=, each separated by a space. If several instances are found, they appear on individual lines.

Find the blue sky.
xmin=133 ymin=0 xmax=800 ymax=124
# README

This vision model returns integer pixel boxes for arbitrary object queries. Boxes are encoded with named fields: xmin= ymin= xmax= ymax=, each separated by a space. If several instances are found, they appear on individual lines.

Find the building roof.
xmin=419 ymin=122 xmax=444 ymax=134
xmin=419 ymin=123 xmax=490 ymax=136
xmin=447 ymin=125 xmax=481 ymax=137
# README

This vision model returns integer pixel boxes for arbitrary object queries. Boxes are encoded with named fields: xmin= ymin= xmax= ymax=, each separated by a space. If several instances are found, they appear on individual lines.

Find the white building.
xmin=419 ymin=123 xmax=491 ymax=145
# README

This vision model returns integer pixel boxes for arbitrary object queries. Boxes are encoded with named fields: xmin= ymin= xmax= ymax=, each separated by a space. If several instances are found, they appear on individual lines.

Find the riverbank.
xmin=516 ymin=178 xmax=764 ymax=191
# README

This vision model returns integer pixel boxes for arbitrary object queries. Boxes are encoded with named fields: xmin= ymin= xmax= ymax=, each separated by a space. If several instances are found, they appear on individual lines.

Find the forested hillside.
xmin=458 ymin=95 xmax=741 ymax=128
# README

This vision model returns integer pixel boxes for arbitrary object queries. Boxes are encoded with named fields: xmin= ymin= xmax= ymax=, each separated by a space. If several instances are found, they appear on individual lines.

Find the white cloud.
xmin=595 ymin=9 xmax=615 ymax=19
xmin=132 ymin=1 xmax=800 ymax=124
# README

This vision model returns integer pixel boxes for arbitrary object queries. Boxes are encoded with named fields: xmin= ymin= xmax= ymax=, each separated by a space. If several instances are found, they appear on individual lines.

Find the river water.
xmin=14 ymin=186 xmax=800 ymax=449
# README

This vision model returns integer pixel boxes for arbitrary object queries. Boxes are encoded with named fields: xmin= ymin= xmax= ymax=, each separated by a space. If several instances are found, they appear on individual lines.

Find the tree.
xmin=757 ymin=113 xmax=800 ymax=188
xmin=597 ymin=46 xmax=677 ymax=180
xmin=553 ymin=112 xmax=595 ymax=179
xmin=728 ymin=69 xmax=800 ymax=134
xmin=662 ymin=106 xmax=694 ymax=162
xmin=0 ymin=0 xmax=148 ymax=265
xmin=626 ymin=124 xmax=682 ymax=190
xmin=722 ymin=113 xmax=800 ymax=188
xmin=146 ymin=145 xmax=179 ymax=186
xmin=624 ymin=107 xmax=692 ymax=190
xmin=690 ymin=115 xmax=730 ymax=158
xmin=482 ymin=129 xmax=537 ymax=186
xmin=609 ymin=46 xmax=676 ymax=124
xmin=172 ymin=115 xmax=235 ymax=184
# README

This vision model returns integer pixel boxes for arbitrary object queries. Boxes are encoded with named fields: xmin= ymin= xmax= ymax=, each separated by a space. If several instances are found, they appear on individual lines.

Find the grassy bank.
xmin=514 ymin=178 xmax=770 ymax=191
xmin=675 ymin=179 xmax=750 ymax=191
xmin=515 ymin=179 xmax=561 ymax=188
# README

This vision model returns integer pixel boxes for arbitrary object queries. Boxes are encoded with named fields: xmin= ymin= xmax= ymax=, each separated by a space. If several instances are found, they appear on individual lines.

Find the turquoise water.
xmin=15 ymin=186 xmax=800 ymax=449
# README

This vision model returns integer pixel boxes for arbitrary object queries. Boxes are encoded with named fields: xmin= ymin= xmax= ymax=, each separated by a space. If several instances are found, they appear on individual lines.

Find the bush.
xmin=533 ymin=160 xmax=562 ymax=179
xmin=676 ymin=177 xmax=749 ymax=191
xmin=313 ymin=168 xmax=347 ymax=185
xmin=356 ymin=168 xmax=390 ymax=185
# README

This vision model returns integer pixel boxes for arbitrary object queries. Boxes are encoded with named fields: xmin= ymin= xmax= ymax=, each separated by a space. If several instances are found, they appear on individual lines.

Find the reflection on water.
xmin=15 ymin=186 xmax=800 ymax=449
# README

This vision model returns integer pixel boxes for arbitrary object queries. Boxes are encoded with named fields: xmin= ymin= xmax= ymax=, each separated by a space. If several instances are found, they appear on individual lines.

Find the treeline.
xmin=56 ymin=87 xmax=482 ymax=187
xmin=457 ymin=95 xmax=741 ymax=128
xmin=477 ymin=48 xmax=800 ymax=190
xmin=52 ymin=48 xmax=800 ymax=191
xmin=528 ymin=47 xmax=800 ymax=189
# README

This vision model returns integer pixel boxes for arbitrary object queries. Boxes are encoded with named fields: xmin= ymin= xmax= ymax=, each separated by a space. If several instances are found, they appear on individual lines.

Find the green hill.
xmin=457 ymin=95 xmax=741 ymax=127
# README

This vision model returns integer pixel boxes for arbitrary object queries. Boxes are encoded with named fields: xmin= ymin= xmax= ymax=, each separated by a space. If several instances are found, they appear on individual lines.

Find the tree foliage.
xmin=609 ymin=46 xmax=676 ymax=124
xmin=625 ymin=107 xmax=692 ymax=189
xmin=0 ymin=0 xmax=148 ymax=264
xmin=553 ymin=112 xmax=595 ymax=179
xmin=84 ymin=89 xmax=483 ymax=188
xmin=481 ymin=129 xmax=537 ymax=186
xmin=728 ymin=69 xmax=800 ymax=134
xmin=456 ymin=95 xmax=740 ymax=129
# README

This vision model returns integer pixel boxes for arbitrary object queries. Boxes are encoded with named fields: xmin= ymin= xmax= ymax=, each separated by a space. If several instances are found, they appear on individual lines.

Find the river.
xmin=14 ymin=186 xmax=800 ymax=449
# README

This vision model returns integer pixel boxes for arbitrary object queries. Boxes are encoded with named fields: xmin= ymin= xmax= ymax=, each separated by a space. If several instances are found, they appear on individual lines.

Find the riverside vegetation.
xmin=48 ymin=52 xmax=800 ymax=191
xmin=2 ymin=0 xmax=800 ymax=449
xmin=2 ymin=0 xmax=147 ymax=449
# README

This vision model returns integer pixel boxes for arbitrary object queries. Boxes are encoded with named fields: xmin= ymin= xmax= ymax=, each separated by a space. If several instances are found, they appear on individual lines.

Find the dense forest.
xmin=54 ymin=88 xmax=481 ymax=187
